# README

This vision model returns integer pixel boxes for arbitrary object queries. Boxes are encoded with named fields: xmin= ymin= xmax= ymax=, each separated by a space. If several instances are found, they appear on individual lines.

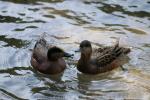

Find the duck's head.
xmin=79 ymin=40 xmax=92 ymax=56
xmin=47 ymin=47 xmax=73 ymax=61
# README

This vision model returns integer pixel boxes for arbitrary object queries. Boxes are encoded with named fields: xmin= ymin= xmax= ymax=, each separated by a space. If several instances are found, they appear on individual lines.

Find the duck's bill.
xmin=63 ymin=52 xmax=74 ymax=57
xmin=75 ymin=49 xmax=80 ymax=52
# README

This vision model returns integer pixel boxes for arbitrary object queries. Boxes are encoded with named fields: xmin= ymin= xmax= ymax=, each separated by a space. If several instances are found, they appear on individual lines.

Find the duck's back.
xmin=32 ymin=38 xmax=52 ymax=63
xmin=91 ymin=43 xmax=130 ymax=68
xmin=91 ymin=46 xmax=112 ymax=59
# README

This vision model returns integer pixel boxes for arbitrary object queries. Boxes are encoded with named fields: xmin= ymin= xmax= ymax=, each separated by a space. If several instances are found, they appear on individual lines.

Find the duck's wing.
xmin=92 ymin=46 xmax=112 ymax=59
xmin=93 ymin=46 xmax=111 ymax=53
xmin=32 ymin=38 xmax=51 ymax=64
xmin=95 ymin=42 xmax=126 ymax=67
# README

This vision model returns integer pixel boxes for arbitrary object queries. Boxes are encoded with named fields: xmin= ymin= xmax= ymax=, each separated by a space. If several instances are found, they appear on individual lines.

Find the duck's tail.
xmin=122 ymin=47 xmax=131 ymax=54
xmin=34 ymin=33 xmax=47 ymax=49
xmin=114 ymin=38 xmax=131 ymax=54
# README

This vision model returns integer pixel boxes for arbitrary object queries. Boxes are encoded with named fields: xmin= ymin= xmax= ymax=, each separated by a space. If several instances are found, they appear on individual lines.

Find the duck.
xmin=77 ymin=40 xmax=131 ymax=74
xmin=31 ymin=37 xmax=73 ymax=75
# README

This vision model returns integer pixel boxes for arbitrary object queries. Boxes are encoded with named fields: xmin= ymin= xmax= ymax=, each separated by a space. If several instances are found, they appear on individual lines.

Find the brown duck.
xmin=77 ymin=40 xmax=131 ymax=74
xmin=31 ymin=38 xmax=72 ymax=75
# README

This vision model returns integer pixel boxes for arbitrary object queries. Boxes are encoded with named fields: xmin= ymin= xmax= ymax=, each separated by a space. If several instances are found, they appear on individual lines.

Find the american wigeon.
xmin=31 ymin=38 xmax=73 ymax=75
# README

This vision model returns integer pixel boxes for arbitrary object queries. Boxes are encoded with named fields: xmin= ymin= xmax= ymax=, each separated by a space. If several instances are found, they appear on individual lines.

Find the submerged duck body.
xmin=31 ymin=38 xmax=72 ymax=75
xmin=77 ymin=40 xmax=131 ymax=74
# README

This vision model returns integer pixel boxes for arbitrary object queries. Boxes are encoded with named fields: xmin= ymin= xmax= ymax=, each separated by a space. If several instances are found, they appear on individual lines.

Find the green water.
xmin=0 ymin=0 xmax=150 ymax=99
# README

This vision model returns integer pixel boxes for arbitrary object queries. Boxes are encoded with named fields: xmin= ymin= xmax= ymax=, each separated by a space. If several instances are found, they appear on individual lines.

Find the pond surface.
xmin=0 ymin=0 xmax=150 ymax=99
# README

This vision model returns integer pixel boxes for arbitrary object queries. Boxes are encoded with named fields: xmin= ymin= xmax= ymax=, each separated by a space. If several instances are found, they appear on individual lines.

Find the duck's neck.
xmin=78 ymin=53 xmax=91 ymax=73
xmin=48 ymin=58 xmax=59 ymax=62
xmin=80 ymin=53 xmax=91 ymax=63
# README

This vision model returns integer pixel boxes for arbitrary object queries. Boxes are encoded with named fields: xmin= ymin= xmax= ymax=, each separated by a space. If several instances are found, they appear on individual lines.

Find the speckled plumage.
xmin=77 ymin=40 xmax=131 ymax=74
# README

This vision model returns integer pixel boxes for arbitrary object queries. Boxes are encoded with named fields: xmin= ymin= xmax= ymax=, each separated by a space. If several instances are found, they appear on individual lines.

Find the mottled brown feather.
xmin=77 ymin=40 xmax=130 ymax=74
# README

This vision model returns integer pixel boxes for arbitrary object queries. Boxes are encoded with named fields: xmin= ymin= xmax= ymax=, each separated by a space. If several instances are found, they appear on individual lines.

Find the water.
xmin=0 ymin=0 xmax=150 ymax=99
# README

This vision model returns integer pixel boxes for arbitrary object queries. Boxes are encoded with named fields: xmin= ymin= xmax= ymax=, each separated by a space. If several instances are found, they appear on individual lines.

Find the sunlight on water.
xmin=0 ymin=0 xmax=150 ymax=99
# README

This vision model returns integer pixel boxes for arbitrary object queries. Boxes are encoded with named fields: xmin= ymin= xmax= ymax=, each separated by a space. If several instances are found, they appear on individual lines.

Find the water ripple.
xmin=0 ymin=0 xmax=150 ymax=99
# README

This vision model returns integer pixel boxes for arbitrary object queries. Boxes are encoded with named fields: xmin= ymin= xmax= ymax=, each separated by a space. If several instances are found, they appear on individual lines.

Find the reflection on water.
xmin=0 ymin=0 xmax=150 ymax=99
xmin=0 ymin=35 xmax=30 ymax=48
xmin=0 ymin=15 xmax=22 ymax=23
xmin=99 ymin=3 xmax=150 ymax=18
xmin=0 ymin=0 xmax=64 ymax=4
